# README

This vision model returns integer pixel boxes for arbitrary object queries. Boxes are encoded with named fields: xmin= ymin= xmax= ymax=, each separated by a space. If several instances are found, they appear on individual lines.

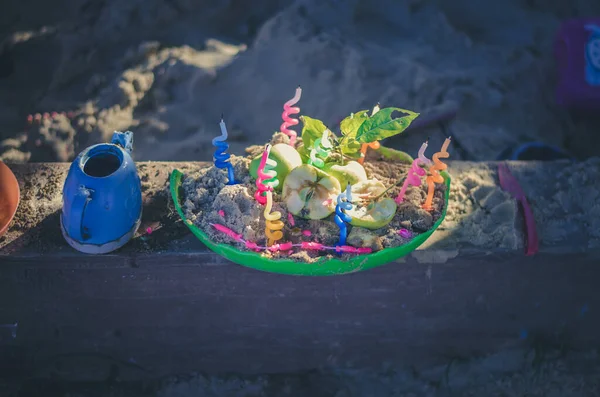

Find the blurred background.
xmin=1 ymin=0 xmax=600 ymax=164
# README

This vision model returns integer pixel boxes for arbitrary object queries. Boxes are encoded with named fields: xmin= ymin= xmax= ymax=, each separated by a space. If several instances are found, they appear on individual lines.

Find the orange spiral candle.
xmin=358 ymin=141 xmax=380 ymax=165
xmin=264 ymin=190 xmax=284 ymax=246
xmin=423 ymin=137 xmax=451 ymax=211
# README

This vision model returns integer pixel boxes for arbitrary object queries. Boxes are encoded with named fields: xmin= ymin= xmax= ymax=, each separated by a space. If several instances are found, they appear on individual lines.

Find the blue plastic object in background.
xmin=61 ymin=131 xmax=142 ymax=254
xmin=585 ymin=24 xmax=600 ymax=86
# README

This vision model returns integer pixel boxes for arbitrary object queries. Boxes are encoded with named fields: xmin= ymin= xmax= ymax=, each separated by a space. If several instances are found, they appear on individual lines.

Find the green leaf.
xmin=375 ymin=145 xmax=414 ymax=165
xmin=300 ymin=116 xmax=328 ymax=149
xmin=344 ymin=150 xmax=363 ymax=160
xmin=339 ymin=110 xmax=369 ymax=138
xmin=340 ymin=138 xmax=362 ymax=156
xmin=355 ymin=107 xmax=419 ymax=143
xmin=296 ymin=142 xmax=311 ymax=163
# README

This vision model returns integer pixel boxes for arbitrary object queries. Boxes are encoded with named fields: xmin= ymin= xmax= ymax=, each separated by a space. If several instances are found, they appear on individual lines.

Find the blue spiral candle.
xmin=334 ymin=183 xmax=353 ymax=247
xmin=212 ymin=116 xmax=237 ymax=185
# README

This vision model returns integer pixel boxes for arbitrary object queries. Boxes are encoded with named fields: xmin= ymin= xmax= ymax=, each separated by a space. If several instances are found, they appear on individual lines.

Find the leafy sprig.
xmin=354 ymin=107 xmax=419 ymax=143
xmin=299 ymin=105 xmax=419 ymax=166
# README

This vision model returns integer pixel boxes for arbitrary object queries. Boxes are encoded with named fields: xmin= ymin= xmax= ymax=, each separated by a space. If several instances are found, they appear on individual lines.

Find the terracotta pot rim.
xmin=0 ymin=161 xmax=20 ymax=237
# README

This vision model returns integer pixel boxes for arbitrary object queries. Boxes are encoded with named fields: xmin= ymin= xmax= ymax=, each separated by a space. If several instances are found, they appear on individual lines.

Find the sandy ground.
xmin=2 ymin=0 xmax=600 ymax=164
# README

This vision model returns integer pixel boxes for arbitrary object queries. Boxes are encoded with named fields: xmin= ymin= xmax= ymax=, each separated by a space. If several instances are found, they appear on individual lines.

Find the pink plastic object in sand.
xmin=555 ymin=18 xmax=600 ymax=110
xmin=497 ymin=163 xmax=539 ymax=256
xmin=211 ymin=223 xmax=243 ymax=242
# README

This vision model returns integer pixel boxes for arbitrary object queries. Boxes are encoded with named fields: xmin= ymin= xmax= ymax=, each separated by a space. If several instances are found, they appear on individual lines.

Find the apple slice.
xmin=282 ymin=164 xmax=341 ymax=220
xmin=351 ymin=179 xmax=387 ymax=198
xmin=322 ymin=161 xmax=368 ymax=188
xmin=346 ymin=180 xmax=397 ymax=229
xmin=249 ymin=143 xmax=303 ymax=191
xmin=347 ymin=198 xmax=397 ymax=229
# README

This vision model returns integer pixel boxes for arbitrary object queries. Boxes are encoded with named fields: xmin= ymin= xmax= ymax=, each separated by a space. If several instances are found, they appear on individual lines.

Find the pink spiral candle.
xmin=255 ymin=145 xmax=273 ymax=205
xmin=280 ymin=86 xmax=302 ymax=147
xmin=395 ymin=141 xmax=429 ymax=204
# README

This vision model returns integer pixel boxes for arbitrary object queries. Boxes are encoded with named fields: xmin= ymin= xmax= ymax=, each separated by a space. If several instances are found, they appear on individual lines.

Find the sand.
xmin=2 ymin=0 xmax=600 ymax=164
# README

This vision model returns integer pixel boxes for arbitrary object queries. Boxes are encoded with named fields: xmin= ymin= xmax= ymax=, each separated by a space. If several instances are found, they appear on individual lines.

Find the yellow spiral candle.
xmin=423 ymin=137 xmax=451 ymax=211
xmin=264 ymin=190 xmax=284 ymax=246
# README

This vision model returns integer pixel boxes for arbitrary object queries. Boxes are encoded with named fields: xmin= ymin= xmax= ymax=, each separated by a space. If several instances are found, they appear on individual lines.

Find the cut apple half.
xmin=322 ymin=160 xmax=368 ymax=188
xmin=282 ymin=164 xmax=341 ymax=220
xmin=347 ymin=179 xmax=397 ymax=229
xmin=347 ymin=198 xmax=397 ymax=230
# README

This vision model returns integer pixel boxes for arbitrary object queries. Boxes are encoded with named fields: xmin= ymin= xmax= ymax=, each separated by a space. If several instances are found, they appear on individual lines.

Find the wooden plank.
xmin=1 ymin=252 xmax=599 ymax=380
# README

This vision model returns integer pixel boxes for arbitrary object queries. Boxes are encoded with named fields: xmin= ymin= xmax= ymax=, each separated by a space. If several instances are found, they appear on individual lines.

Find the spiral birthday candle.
xmin=264 ymin=190 xmax=284 ymax=246
xmin=395 ymin=140 xmax=430 ymax=204
xmin=358 ymin=141 xmax=380 ymax=165
xmin=255 ymin=144 xmax=274 ymax=205
xmin=280 ymin=86 xmax=302 ymax=147
xmin=423 ymin=137 xmax=451 ymax=211
xmin=263 ymin=149 xmax=279 ymax=190
xmin=417 ymin=139 xmax=433 ymax=167
xmin=334 ymin=184 xmax=353 ymax=247
xmin=212 ymin=117 xmax=237 ymax=185
xmin=395 ymin=158 xmax=426 ymax=204
xmin=308 ymin=129 xmax=333 ymax=168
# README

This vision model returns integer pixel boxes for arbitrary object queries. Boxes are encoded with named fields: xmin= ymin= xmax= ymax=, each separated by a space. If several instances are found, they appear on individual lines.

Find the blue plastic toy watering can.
xmin=61 ymin=131 xmax=142 ymax=254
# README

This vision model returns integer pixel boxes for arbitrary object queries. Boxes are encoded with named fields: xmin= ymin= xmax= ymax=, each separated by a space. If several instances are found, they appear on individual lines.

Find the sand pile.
xmin=2 ymin=0 xmax=600 ymax=163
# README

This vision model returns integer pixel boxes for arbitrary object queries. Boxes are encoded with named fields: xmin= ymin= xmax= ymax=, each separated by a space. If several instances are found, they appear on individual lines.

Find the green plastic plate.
xmin=170 ymin=169 xmax=450 ymax=276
